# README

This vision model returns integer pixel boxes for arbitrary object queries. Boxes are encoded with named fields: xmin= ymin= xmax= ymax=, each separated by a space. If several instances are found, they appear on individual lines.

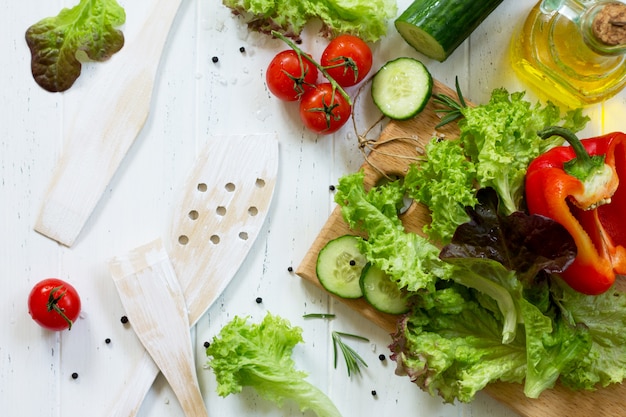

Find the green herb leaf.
xmin=303 ymin=313 xmax=336 ymax=319
xmin=25 ymin=0 xmax=126 ymax=92
xmin=332 ymin=331 xmax=369 ymax=377
xmin=433 ymin=76 xmax=467 ymax=128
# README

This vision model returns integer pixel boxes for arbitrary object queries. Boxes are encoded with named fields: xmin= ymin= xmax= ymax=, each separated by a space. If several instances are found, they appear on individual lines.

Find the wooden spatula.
xmin=107 ymin=133 xmax=278 ymax=417
xmin=110 ymin=239 xmax=208 ymax=417
xmin=34 ymin=0 xmax=183 ymax=247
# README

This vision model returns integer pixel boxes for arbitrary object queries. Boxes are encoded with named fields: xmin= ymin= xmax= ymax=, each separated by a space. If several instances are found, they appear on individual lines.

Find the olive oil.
xmin=511 ymin=1 xmax=626 ymax=107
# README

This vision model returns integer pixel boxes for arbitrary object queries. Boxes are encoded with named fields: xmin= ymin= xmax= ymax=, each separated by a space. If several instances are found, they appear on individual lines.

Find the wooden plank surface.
xmin=296 ymin=79 xmax=626 ymax=417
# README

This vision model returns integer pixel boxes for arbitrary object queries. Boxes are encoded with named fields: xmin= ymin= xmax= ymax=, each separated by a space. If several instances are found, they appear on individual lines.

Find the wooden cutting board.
xmin=296 ymin=80 xmax=626 ymax=417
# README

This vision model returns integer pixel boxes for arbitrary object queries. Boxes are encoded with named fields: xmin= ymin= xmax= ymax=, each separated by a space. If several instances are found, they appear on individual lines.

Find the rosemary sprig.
xmin=302 ymin=313 xmax=336 ymax=319
xmin=433 ymin=76 xmax=468 ymax=128
xmin=303 ymin=314 xmax=369 ymax=376
xmin=332 ymin=331 xmax=369 ymax=377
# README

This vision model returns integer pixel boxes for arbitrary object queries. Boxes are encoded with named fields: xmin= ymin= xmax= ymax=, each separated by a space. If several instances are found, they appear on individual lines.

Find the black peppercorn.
xmin=349 ymin=259 xmax=356 ymax=266
xmin=71 ymin=372 xmax=79 ymax=379
xmin=203 ymin=341 xmax=210 ymax=348
xmin=287 ymin=266 xmax=293 ymax=273
xmin=120 ymin=315 xmax=129 ymax=324
xmin=239 ymin=46 xmax=245 ymax=53
xmin=105 ymin=338 xmax=111 ymax=344
xmin=378 ymin=354 xmax=386 ymax=361
xmin=371 ymin=390 xmax=377 ymax=396
xmin=212 ymin=56 xmax=219 ymax=63
xmin=255 ymin=297 xmax=263 ymax=304
xmin=329 ymin=184 xmax=336 ymax=191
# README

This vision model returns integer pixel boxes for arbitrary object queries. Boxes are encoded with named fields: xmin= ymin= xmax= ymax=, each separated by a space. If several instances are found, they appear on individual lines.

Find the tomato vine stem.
xmin=271 ymin=30 xmax=352 ymax=106
xmin=47 ymin=285 xmax=74 ymax=330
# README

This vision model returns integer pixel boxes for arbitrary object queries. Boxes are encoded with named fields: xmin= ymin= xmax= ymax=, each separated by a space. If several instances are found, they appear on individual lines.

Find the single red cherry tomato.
xmin=266 ymin=50 xmax=319 ymax=101
xmin=320 ymin=35 xmax=373 ymax=87
xmin=299 ymin=83 xmax=352 ymax=134
xmin=28 ymin=278 xmax=81 ymax=331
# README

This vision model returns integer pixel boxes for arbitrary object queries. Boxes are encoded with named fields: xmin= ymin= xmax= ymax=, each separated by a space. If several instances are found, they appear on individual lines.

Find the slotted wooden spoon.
xmin=108 ymin=133 xmax=278 ymax=417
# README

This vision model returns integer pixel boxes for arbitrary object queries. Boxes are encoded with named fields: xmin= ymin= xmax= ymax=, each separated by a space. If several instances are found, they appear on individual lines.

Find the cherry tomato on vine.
xmin=28 ymin=278 xmax=81 ymax=331
xmin=321 ymin=35 xmax=373 ymax=87
xmin=266 ymin=50 xmax=319 ymax=101
xmin=299 ymin=83 xmax=352 ymax=134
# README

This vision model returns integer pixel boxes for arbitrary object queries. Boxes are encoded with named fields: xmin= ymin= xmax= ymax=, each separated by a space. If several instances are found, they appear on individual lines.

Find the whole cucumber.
xmin=395 ymin=0 xmax=504 ymax=61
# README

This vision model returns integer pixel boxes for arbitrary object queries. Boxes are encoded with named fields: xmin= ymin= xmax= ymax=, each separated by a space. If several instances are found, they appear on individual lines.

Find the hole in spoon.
xmin=225 ymin=183 xmax=235 ymax=192
xmin=239 ymin=232 xmax=248 ymax=240
xmin=210 ymin=235 xmax=220 ymax=244
xmin=248 ymin=206 xmax=258 ymax=216
xmin=188 ymin=210 xmax=199 ymax=220
xmin=197 ymin=183 xmax=208 ymax=192
xmin=178 ymin=235 xmax=189 ymax=245
xmin=216 ymin=206 xmax=226 ymax=216
xmin=256 ymin=178 xmax=265 ymax=188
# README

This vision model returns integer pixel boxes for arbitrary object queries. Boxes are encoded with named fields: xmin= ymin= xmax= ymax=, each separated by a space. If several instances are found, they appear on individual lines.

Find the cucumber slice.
xmin=360 ymin=264 xmax=410 ymax=315
xmin=371 ymin=57 xmax=433 ymax=121
xmin=316 ymin=235 xmax=366 ymax=299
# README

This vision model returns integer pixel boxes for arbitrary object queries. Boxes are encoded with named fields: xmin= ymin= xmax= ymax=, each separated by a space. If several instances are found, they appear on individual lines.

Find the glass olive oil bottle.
xmin=511 ymin=0 xmax=626 ymax=107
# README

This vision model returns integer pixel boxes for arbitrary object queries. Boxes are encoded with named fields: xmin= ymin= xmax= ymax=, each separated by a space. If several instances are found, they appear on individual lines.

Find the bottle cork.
xmin=593 ymin=2 xmax=626 ymax=46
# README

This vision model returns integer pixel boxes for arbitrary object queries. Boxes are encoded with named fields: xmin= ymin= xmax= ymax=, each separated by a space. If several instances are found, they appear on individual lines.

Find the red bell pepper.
xmin=525 ymin=126 xmax=626 ymax=295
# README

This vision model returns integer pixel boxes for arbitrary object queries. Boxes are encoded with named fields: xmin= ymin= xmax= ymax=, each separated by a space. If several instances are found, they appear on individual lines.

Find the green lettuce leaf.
xmin=390 ymin=283 xmax=528 ymax=403
xmin=335 ymin=170 xmax=453 ymax=292
xmin=206 ymin=313 xmax=342 ymax=417
xmin=520 ymin=289 xmax=591 ymax=398
xmin=458 ymin=89 xmax=589 ymax=215
xmin=222 ymin=0 xmax=397 ymax=42
xmin=384 ymin=187 xmax=588 ymax=401
xmin=439 ymin=189 xmax=588 ymax=397
xmin=404 ymin=137 xmax=478 ymax=245
xmin=25 ymin=0 xmax=126 ymax=92
xmin=554 ymin=282 xmax=626 ymax=390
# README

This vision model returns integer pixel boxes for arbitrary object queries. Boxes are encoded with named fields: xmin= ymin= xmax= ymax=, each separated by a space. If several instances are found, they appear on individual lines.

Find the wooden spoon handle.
xmin=104 ymin=351 xmax=161 ymax=417
xmin=34 ymin=0 xmax=183 ymax=246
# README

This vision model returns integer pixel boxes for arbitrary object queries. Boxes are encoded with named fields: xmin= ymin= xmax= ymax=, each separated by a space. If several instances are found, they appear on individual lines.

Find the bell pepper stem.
xmin=538 ymin=126 xmax=605 ymax=182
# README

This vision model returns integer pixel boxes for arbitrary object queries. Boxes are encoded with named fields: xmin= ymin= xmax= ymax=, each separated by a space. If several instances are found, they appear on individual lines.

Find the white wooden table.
xmin=1 ymin=1 xmax=619 ymax=416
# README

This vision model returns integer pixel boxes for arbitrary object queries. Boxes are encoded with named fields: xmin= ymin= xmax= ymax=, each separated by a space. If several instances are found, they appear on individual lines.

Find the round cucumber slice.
xmin=371 ymin=57 xmax=433 ymax=121
xmin=360 ymin=263 xmax=410 ymax=315
xmin=316 ymin=235 xmax=366 ymax=299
